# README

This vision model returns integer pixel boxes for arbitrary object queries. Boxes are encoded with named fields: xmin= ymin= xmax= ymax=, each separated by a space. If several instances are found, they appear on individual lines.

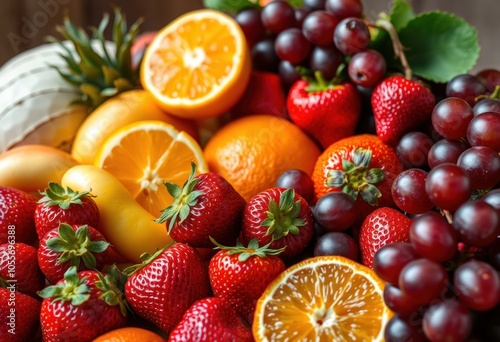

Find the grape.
xmin=275 ymin=28 xmax=312 ymax=65
xmin=383 ymin=284 xmax=422 ymax=315
xmin=303 ymin=0 xmax=326 ymax=11
xmin=302 ymin=10 xmax=339 ymax=46
xmin=235 ymin=8 xmax=266 ymax=47
xmin=392 ymin=168 xmax=434 ymax=215
xmin=409 ymin=211 xmax=457 ymax=262
xmin=260 ymin=1 xmax=296 ymax=34
xmin=276 ymin=169 xmax=315 ymax=203
xmin=473 ymin=98 xmax=500 ymax=115
xmin=294 ymin=7 xmax=311 ymax=28
xmin=427 ymin=138 xmax=469 ymax=168
xmin=278 ymin=60 xmax=301 ymax=90
xmin=347 ymin=50 xmax=386 ymax=88
xmin=446 ymin=74 xmax=486 ymax=106
xmin=313 ymin=232 xmax=359 ymax=260
xmin=309 ymin=45 xmax=344 ymax=80
xmin=422 ymin=300 xmax=472 ymax=342
xmin=251 ymin=37 xmax=280 ymax=72
xmin=325 ymin=0 xmax=363 ymax=20
xmin=373 ymin=242 xmax=419 ymax=285
xmin=425 ymin=163 xmax=472 ymax=212
xmin=483 ymin=188 xmax=500 ymax=215
xmin=333 ymin=17 xmax=370 ymax=55
xmin=457 ymin=146 xmax=500 ymax=190
xmin=476 ymin=68 xmax=500 ymax=93
xmin=466 ymin=111 xmax=500 ymax=152
xmin=396 ymin=131 xmax=433 ymax=169
xmin=431 ymin=97 xmax=474 ymax=140
xmin=313 ymin=192 xmax=358 ymax=232
xmin=452 ymin=200 xmax=499 ymax=247
xmin=385 ymin=315 xmax=427 ymax=342
xmin=398 ymin=258 xmax=449 ymax=305
xmin=454 ymin=259 xmax=500 ymax=311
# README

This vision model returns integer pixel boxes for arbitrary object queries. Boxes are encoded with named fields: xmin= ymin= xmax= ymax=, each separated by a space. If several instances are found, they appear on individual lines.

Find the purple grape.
xmin=446 ymin=74 xmax=486 ymax=106
xmin=457 ymin=146 xmax=500 ymax=190
xmin=452 ymin=200 xmax=499 ymax=247
xmin=313 ymin=231 xmax=359 ymax=260
xmin=392 ymin=168 xmax=434 ymax=215
xmin=275 ymin=28 xmax=312 ymax=65
xmin=261 ymin=1 xmax=296 ymax=34
xmin=425 ymin=163 xmax=472 ymax=212
xmin=333 ymin=17 xmax=370 ymax=55
xmin=423 ymin=300 xmax=472 ymax=342
xmin=347 ymin=50 xmax=386 ymax=88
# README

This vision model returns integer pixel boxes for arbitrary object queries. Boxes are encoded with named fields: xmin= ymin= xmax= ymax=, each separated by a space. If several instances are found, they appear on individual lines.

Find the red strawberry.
xmin=39 ymin=266 xmax=127 ymax=341
xmin=371 ymin=75 xmax=436 ymax=145
xmin=34 ymin=182 xmax=100 ymax=240
xmin=209 ymin=238 xmax=285 ymax=324
xmin=38 ymin=223 xmax=114 ymax=284
xmin=156 ymin=163 xmax=246 ymax=248
xmin=359 ymin=207 xmax=413 ymax=268
xmin=287 ymin=72 xmax=361 ymax=149
xmin=241 ymin=188 xmax=314 ymax=260
xmin=168 ymin=297 xmax=253 ymax=342
xmin=230 ymin=70 xmax=287 ymax=119
xmin=124 ymin=242 xmax=211 ymax=334
xmin=0 ymin=243 xmax=45 ymax=295
xmin=0 ymin=286 xmax=41 ymax=342
xmin=0 ymin=185 xmax=37 ymax=245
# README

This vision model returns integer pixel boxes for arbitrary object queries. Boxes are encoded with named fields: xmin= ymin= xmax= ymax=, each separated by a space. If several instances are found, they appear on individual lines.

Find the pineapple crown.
xmin=48 ymin=8 xmax=143 ymax=110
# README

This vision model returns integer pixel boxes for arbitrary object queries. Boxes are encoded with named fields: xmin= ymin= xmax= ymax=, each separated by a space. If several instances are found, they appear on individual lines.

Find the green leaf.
xmin=398 ymin=11 xmax=480 ymax=83
xmin=203 ymin=0 xmax=260 ymax=12
xmin=389 ymin=0 xmax=415 ymax=31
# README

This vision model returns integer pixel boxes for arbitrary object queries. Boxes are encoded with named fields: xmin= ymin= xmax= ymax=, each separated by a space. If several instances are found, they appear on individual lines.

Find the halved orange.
xmin=92 ymin=326 xmax=166 ymax=341
xmin=94 ymin=120 xmax=207 ymax=217
xmin=141 ymin=9 xmax=251 ymax=119
xmin=253 ymin=256 xmax=392 ymax=341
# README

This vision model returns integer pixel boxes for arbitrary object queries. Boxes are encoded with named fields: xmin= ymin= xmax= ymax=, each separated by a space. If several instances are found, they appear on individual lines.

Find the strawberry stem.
xmin=38 ymin=181 xmax=95 ymax=209
xmin=38 ymin=267 xmax=90 ymax=306
xmin=210 ymin=237 xmax=285 ymax=262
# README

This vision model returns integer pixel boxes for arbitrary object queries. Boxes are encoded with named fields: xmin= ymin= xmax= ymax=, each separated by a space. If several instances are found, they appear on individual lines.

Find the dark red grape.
xmin=235 ymin=8 xmax=266 ymax=47
xmin=423 ymin=300 xmax=472 ymax=342
xmin=452 ymin=200 xmax=499 ymax=247
xmin=454 ymin=259 xmax=500 ymax=311
xmin=276 ymin=169 xmax=315 ymax=203
xmin=392 ymin=168 xmax=434 ymax=215
xmin=446 ymin=74 xmax=487 ymax=106
xmin=427 ymin=138 xmax=469 ymax=168
xmin=309 ymin=45 xmax=344 ymax=80
xmin=325 ymin=0 xmax=363 ymax=20
xmin=251 ymin=37 xmax=280 ymax=72
xmin=275 ymin=28 xmax=312 ymax=65
xmin=294 ymin=7 xmax=311 ymax=28
xmin=313 ymin=231 xmax=359 ymax=260
xmin=373 ymin=242 xmax=419 ymax=285
xmin=383 ymin=284 xmax=422 ymax=315
xmin=476 ymin=68 xmax=500 ymax=93
xmin=466 ymin=111 xmax=500 ymax=152
xmin=385 ymin=315 xmax=427 ymax=342
xmin=347 ymin=50 xmax=386 ymax=88
xmin=303 ymin=0 xmax=326 ymax=11
xmin=396 ymin=131 xmax=433 ymax=169
xmin=483 ymin=188 xmax=500 ymax=215
xmin=313 ymin=192 xmax=358 ymax=232
xmin=431 ymin=97 xmax=474 ymax=140
xmin=457 ymin=146 xmax=500 ymax=190
xmin=302 ymin=10 xmax=339 ymax=46
xmin=278 ymin=60 xmax=301 ymax=90
xmin=261 ymin=1 xmax=296 ymax=34
xmin=473 ymin=98 xmax=500 ymax=115
xmin=333 ymin=17 xmax=370 ymax=55
xmin=425 ymin=163 xmax=472 ymax=212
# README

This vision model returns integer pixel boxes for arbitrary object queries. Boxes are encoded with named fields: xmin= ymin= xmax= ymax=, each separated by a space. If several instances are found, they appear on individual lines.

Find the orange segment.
xmin=94 ymin=120 xmax=207 ymax=217
xmin=141 ymin=9 xmax=251 ymax=119
xmin=253 ymin=256 xmax=392 ymax=341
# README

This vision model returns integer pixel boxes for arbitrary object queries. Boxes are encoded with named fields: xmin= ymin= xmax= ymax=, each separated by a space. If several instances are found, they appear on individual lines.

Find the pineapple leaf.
xmin=102 ymin=65 xmax=121 ymax=86
xmin=80 ymin=84 xmax=104 ymax=106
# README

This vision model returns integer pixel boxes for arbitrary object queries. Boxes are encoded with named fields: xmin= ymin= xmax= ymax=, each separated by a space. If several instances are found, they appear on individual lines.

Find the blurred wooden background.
xmin=0 ymin=0 xmax=498 ymax=72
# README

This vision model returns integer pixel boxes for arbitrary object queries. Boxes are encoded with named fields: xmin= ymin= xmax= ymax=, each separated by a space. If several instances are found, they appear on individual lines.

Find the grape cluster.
xmin=234 ymin=0 xmax=385 ymax=90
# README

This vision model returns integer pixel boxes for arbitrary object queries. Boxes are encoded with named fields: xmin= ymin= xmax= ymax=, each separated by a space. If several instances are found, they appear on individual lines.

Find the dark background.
xmin=0 ymin=0 xmax=498 ymax=72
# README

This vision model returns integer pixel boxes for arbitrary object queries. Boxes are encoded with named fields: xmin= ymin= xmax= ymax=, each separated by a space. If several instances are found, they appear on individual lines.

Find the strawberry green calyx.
xmin=210 ymin=237 xmax=285 ymax=262
xmin=96 ymin=265 xmax=129 ymax=316
xmin=155 ymin=162 xmax=203 ymax=232
xmin=303 ymin=66 xmax=347 ymax=93
xmin=326 ymin=148 xmax=385 ymax=205
xmin=38 ymin=266 xmax=90 ymax=305
xmin=47 ymin=223 xmax=110 ymax=269
xmin=38 ymin=181 xmax=95 ymax=209
xmin=262 ymin=189 xmax=306 ymax=241
xmin=123 ymin=242 xmax=174 ymax=276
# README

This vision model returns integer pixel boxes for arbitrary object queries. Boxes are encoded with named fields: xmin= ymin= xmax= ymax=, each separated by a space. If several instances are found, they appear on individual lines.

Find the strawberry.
xmin=371 ymin=75 xmax=436 ymax=145
xmin=230 ymin=70 xmax=287 ymax=119
xmin=34 ymin=182 xmax=100 ymax=240
xmin=287 ymin=71 xmax=361 ymax=149
xmin=39 ymin=266 xmax=128 ymax=341
xmin=37 ymin=223 xmax=114 ymax=284
xmin=156 ymin=163 xmax=246 ymax=248
xmin=241 ymin=188 xmax=314 ymax=260
xmin=0 ymin=286 xmax=41 ymax=342
xmin=0 ymin=185 xmax=37 ymax=245
xmin=168 ymin=297 xmax=253 ymax=342
xmin=0 ymin=243 xmax=45 ymax=295
xmin=359 ymin=207 xmax=413 ymax=268
xmin=208 ymin=238 xmax=285 ymax=324
xmin=124 ymin=242 xmax=211 ymax=334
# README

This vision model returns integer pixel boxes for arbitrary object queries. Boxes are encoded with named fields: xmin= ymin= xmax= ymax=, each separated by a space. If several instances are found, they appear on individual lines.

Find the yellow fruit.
xmin=204 ymin=115 xmax=321 ymax=201
xmin=0 ymin=145 xmax=79 ymax=194
xmin=71 ymin=89 xmax=199 ymax=164
xmin=141 ymin=9 xmax=251 ymax=119
xmin=253 ymin=256 xmax=392 ymax=341
xmin=61 ymin=165 xmax=173 ymax=263
xmin=94 ymin=120 xmax=207 ymax=217
xmin=92 ymin=327 xmax=166 ymax=342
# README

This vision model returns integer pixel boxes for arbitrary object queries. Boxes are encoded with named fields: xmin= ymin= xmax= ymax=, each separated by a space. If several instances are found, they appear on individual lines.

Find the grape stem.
xmin=440 ymin=208 xmax=453 ymax=224
xmin=369 ymin=14 xmax=412 ymax=80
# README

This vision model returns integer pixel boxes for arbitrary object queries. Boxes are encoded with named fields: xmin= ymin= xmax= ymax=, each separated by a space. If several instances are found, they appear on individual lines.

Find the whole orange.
xmin=92 ymin=327 xmax=166 ymax=342
xmin=204 ymin=115 xmax=321 ymax=201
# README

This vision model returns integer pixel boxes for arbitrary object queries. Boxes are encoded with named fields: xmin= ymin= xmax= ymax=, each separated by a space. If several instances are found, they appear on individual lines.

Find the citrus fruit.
xmin=141 ymin=9 xmax=251 ymax=119
xmin=92 ymin=326 xmax=166 ymax=342
xmin=94 ymin=120 xmax=207 ymax=217
xmin=203 ymin=115 xmax=321 ymax=202
xmin=252 ymin=255 xmax=392 ymax=341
